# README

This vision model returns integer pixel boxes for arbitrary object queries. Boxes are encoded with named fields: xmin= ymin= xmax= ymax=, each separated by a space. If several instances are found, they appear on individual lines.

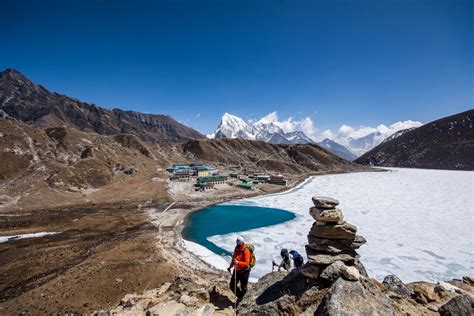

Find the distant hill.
xmin=355 ymin=110 xmax=474 ymax=170
xmin=0 ymin=68 xmax=204 ymax=143
xmin=182 ymin=138 xmax=364 ymax=174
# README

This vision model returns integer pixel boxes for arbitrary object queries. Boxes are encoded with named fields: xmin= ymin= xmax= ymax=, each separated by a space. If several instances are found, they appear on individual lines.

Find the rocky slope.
xmin=0 ymin=117 xmax=178 ymax=211
xmin=182 ymin=138 xmax=365 ymax=174
xmin=0 ymin=114 xmax=366 ymax=213
xmin=356 ymin=109 xmax=474 ymax=170
xmin=107 ymin=196 xmax=474 ymax=316
xmin=0 ymin=68 xmax=204 ymax=143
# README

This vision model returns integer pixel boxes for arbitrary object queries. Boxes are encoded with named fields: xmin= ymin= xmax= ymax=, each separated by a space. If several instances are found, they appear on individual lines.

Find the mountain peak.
xmin=255 ymin=111 xmax=278 ymax=126
xmin=1 ymin=68 xmax=29 ymax=81
xmin=210 ymin=112 xmax=315 ymax=145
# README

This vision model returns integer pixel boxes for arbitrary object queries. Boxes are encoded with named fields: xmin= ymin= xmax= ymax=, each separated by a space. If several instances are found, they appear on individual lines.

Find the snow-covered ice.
xmin=182 ymin=239 xmax=258 ymax=282
xmin=0 ymin=232 xmax=59 ymax=243
xmin=204 ymin=168 xmax=473 ymax=282
xmin=183 ymin=239 xmax=230 ymax=271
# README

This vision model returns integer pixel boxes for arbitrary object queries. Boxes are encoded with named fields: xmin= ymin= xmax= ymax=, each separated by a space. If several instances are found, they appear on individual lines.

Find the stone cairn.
xmin=302 ymin=196 xmax=367 ymax=282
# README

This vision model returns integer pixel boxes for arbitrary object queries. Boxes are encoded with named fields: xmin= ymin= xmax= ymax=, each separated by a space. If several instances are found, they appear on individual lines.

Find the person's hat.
xmin=236 ymin=235 xmax=245 ymax=243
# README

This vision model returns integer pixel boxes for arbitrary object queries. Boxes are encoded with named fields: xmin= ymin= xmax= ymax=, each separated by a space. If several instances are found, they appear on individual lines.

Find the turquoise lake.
xmin=182 ymin=204 xmax=296 ymax=256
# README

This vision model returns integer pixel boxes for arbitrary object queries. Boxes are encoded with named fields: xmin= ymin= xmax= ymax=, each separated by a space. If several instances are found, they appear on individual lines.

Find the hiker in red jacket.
xmin=227 ymin=235 xmax=251 ymax=303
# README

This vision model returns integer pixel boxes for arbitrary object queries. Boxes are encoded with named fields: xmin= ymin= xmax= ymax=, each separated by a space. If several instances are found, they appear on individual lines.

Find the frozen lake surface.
xmin=188 ymin=168 xmax=474 ymax=283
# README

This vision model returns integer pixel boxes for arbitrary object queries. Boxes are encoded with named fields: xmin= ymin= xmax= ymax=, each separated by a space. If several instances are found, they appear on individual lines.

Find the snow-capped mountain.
xmin=347 ymin=132 xmax=383 ymax=156
xmin=381 ymin=127 xmax=417 ymax=144
xmin=319 ymin=138 xmax=357 ymax=161
xmin=210 ymin=113 xmax=256 ymax=140
xmin=208 ymin=113 xmax=314 ymax=145
xmin=346 ymin=127 xmax=419 ymax=156
xmin=208 ymin=112 xmax=422 ymax=159
xmin=208 ymin=113 xmax=358 ymax=161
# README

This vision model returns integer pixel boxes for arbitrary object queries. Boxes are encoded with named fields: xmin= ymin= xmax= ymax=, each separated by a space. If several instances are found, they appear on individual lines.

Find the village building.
xmin=196 ymin=175 xmax=228 ymax=185
xmin=255 ymin=175 xmax=270 ymax=182
xmin=190 ymin=161 xmax=204 ymax=168
xmin=197 ymin=167 xmax=212 ymax=177
xmin=172 ymin=168 xmax=191 ymax=180
xmin=237 ymin=181 xmax=254 ymax=190
xmin=269 ymin=174 xmax=287 ymax=185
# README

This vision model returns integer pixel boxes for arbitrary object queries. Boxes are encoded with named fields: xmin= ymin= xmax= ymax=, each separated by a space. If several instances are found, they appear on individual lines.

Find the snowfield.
xmin=200 ymin=168 xmax=473 ymax=283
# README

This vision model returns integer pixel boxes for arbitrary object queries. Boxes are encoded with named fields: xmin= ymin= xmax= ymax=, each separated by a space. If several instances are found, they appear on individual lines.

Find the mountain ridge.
xmin=0 ymin=68 xmax=204 ymax=143
xmin=208 ymin=112 xmax=357 ymax=160
xmin=355 ymin=109 xmax=474 ymax=170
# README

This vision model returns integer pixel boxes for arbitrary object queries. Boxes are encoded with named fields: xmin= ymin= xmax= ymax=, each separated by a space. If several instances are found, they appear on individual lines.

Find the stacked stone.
xmin=302 ymin=196 xmax=367 ymax=282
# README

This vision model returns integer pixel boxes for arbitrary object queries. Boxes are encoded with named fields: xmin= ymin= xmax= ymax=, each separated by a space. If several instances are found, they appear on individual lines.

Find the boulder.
xmin=316 ymin=278 xmax=395 ymax=315
xmin=312 ymin=196 xmax=339 ymax=209
xmin=309 ymin=206 xmax=344 ymax=223
xmin=411 ymin=283 xmax=438 ymax=303
xmin=341 ymin=266 xmax=360 ymax=281
xmin=301 ymin=262 xmax=321 ymax=279
xmin=306 ymin=245 xmax=355 ymax=263
xmin=438 ymin=294 xmax=474 ymax=316
xmin=463 ymin=276 xmax=474 ymax=286
xmin=320 ymin=261 xmax=346 ymax=282
xmin=123 ymin=167 xmax=137 ymax=175
xmin=369 ymin=278 xmax=385 ymax=292
xmin=307 ymin=253 xmax=355 ymax=266
xmin=435 ymin=281 xmax=463 ymax=294
xmin=123 ymin=298 xmax=136 ymax=308
xmin=307 ymin=235 xmax=365 ymax=254
xmin=382 ymin=275 xmax=413 ymax=298
xmin=353 ymin=257 xmax=369 ymax=278
xmin=309 ymin=221 xmax=357 ymax=240
xmin=238 ymin=270 xmax=314 ymax=314
xmin=307 ymin=235 xmax=352 ymax=254
xmin=351 ymin=235 xmax=367 ymax=249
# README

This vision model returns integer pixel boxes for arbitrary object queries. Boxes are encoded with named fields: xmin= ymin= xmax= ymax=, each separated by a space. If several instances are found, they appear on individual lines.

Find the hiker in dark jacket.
xmin=272 ymin=248 xmax=292 ymax=271
xmin=227 ymin=235 xmax=251 ymax=304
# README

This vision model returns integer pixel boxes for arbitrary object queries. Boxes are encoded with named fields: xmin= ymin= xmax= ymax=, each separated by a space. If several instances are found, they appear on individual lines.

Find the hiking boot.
xmin=236 ymin=296 xmax=243 ymax=306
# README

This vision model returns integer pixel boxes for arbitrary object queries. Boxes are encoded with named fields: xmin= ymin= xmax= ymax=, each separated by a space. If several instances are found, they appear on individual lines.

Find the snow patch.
xmin=0 ymin=232 xmax=59 ymax=243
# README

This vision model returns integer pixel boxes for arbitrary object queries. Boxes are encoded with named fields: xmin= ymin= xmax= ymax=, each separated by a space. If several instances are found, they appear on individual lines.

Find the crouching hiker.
xmin=272 ymin=248 xmax=292 ymax=271
xmin=272 ymin=249 xmax=304 ymax=271
xmin=227 ymin=235 xmax=251 ymax=305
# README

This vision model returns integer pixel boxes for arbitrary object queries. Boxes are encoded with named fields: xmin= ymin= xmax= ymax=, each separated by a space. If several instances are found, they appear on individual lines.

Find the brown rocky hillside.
xmin=0 ymin=68 xmax=204 ymax=143
xmin=0 ymin=117 xmax=364 ymax=212
xmin=182 ymin=138 xmax=363 ymax=174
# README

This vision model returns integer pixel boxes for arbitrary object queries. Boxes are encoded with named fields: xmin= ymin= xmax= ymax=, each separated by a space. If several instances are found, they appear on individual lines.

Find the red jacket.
xmin=229 ymin=244 xmax=250 ymax=272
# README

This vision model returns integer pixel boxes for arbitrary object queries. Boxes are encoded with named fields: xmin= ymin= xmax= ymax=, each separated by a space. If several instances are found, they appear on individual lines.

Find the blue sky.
xmin=1 ymin=0 xmax=472 ymax=135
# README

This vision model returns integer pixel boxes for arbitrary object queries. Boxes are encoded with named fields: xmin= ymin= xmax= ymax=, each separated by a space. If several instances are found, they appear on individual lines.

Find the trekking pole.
xmin=233 ymin=267 xmax=237 ymax=311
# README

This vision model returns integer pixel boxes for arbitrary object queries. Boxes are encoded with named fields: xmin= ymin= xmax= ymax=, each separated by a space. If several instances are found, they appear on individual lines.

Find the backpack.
xmin=246 ymin=242 xmax=256 ymax=269
xmin=290 ymin=250 xmax=304 ymax=267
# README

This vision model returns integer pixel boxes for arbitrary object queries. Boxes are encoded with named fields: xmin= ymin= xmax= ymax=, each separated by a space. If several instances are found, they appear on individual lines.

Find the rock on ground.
xmin=438 ymin=294 xmax=474 ymax=316
xmin=383 ymin=275 xmax=413 ymax=298
xmin=315 ymin=278 xmax=395 ymax=316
